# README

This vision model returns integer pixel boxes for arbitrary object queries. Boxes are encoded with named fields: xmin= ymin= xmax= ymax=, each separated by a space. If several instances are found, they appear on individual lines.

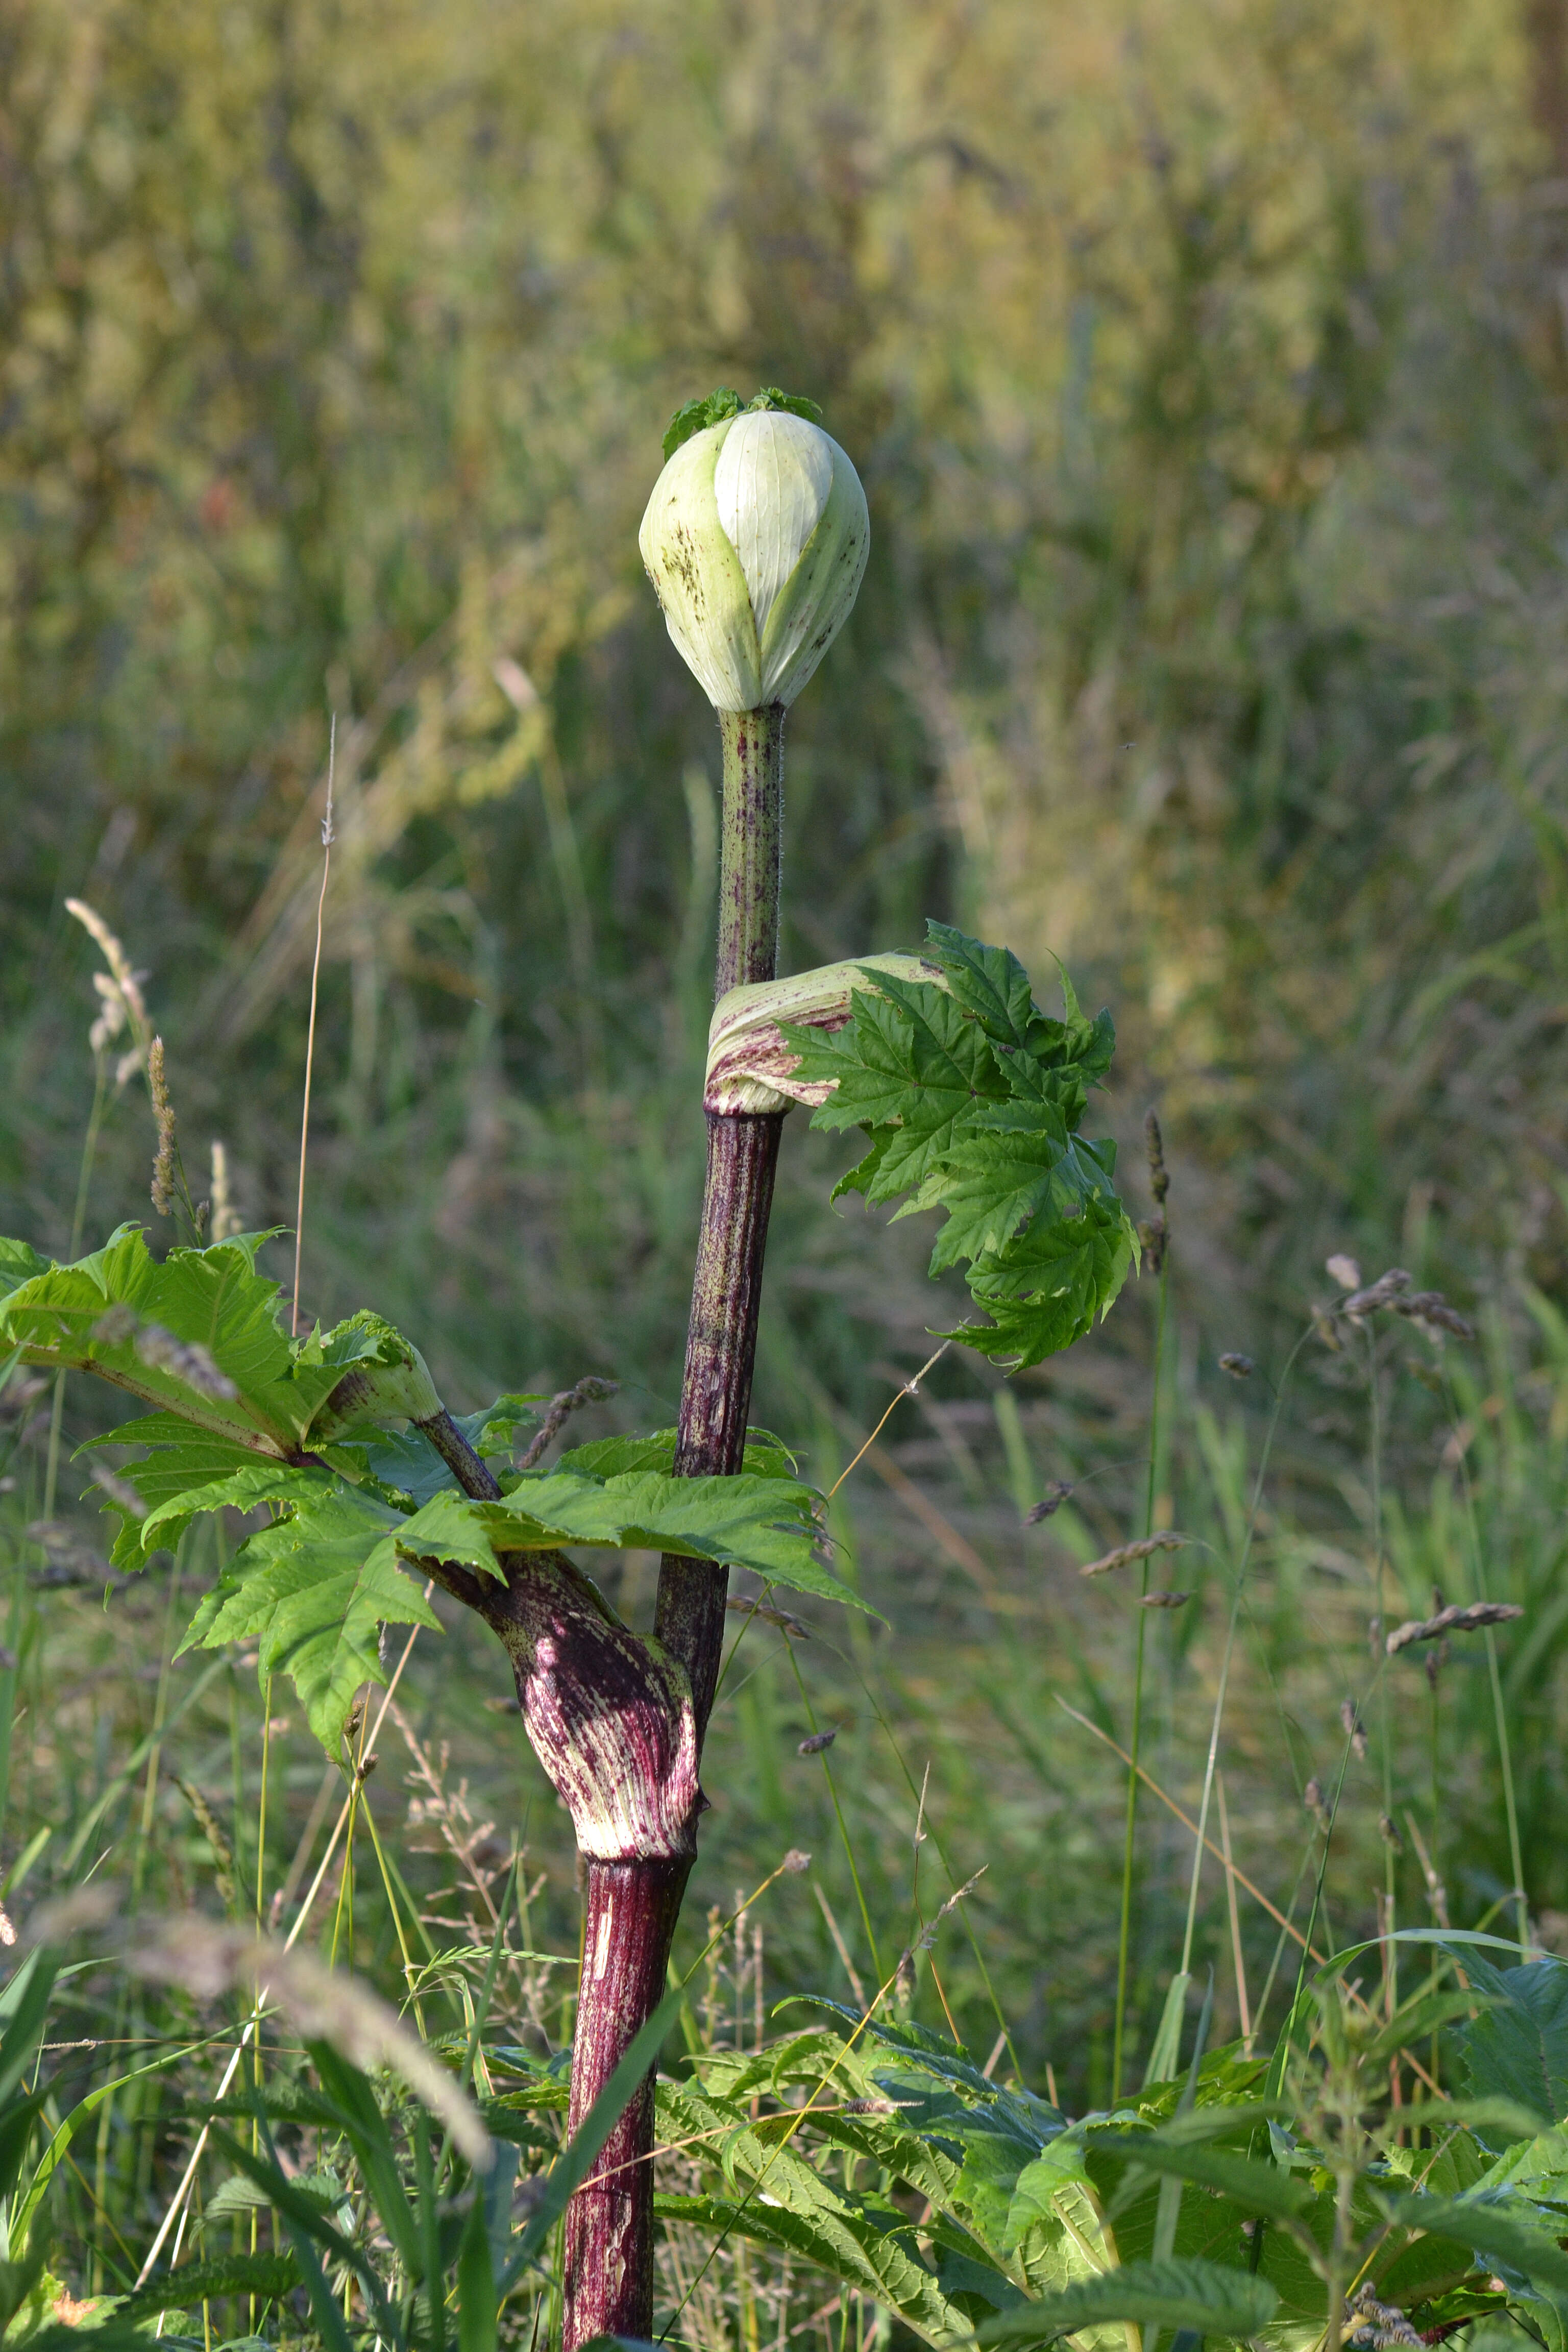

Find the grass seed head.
xmin=126 ymin=1919 xmax=491 ymax=2165
xmin=1390 ymin=1289 xmax=1475 ymax=1341
xmin=66 ymin=898 xmax=150 ymax=1071
xmin=1341 ymin=1268 xmax=1411 ymax=1319
xmin=1310 ymin=1302 xmax=1344 ymax=1351
xmin=1025 ymin=1479 xmax=1072 ymax=1524
xmin=133 ymin=1321 xmax=237 ymax=1400
xmin=1081 ymin=1530 xmax=1186 ymax=1578
xmin=89 ymin=1462 xmax=147 ymax=1517
xmin=1144 ymin=1108 xmax=1169 ymax=1206
xmin=148 ymin=1036 xmax=176 ymax=1216
xmin=726 ymin=1594 xmax=810 ymax=1637
xmin=1386 ymin=1599 xmax=1523 ymax=1654
xmin=517 ymin=1374 xmax=620 ymax=1468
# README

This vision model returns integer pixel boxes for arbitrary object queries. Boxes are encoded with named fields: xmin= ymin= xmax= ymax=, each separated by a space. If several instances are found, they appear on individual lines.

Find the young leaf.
xmin=922 ymin=1119 xmax=1119 ymax=1275
xmin=662 ymin=385 xmax=743 ymax=459
xmin=921 ymin=922 xmax=1042 ymax=1051
xmin=457 ymin=1394 xmax=546 ymax=1458
xmin=788 ymin=973 xmax=1007 ymax=1195
xmin=778 ymin=924 xmax=1136 ymax=1369
xmin=959 ymin=1193 xmax=1137 ymax=1369
xmin=298 ymin=1309 xmax=442 ymax=1437
xmin=925 ymin=921 xmax=1115 ymax=1077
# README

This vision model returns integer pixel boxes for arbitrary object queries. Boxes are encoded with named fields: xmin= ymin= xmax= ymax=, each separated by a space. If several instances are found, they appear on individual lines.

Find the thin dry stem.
xmin=292 ymin=715 xmax=336 ymax=1337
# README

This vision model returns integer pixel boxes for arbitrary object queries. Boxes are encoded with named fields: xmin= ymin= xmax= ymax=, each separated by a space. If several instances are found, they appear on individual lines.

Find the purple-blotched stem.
xmin=558 ymin=701 xmax=787 ymax=2348
xmin=657 ymin=699 xmax=786 ymax=1719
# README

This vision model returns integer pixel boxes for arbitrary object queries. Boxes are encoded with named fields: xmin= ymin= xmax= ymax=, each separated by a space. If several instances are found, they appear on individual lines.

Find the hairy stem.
xmin=714 ymin=702 xmax=785 ymax=995
xmin=654 ymin=703 xmax=786 ymax=1721
xmin=555 ymin=703 xmax=786 ymax=2347
xmin=655 ymin=1110 xmax=783 ymax=1730
xmin=415 ymin=1408 xmax=502 ymax=1503
xmin=428 ymin=704 xmax=789 ymax=2346
xmin=563 ymin=1856 xmax=692 ymax=2338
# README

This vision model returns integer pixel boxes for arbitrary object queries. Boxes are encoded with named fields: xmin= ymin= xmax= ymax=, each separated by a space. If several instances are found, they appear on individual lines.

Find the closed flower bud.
xmin=639 ymin=399 xmax=870 ymax=712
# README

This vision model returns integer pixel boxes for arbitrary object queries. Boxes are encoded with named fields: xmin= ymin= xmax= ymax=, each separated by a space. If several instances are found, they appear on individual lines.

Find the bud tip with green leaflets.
xmin=639 ymin=389 xmax=869 ymax=712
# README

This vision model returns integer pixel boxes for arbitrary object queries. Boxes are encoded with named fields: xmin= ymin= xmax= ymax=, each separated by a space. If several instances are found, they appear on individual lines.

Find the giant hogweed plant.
xmin=1 ymin=390 xmax=1139 ymax=2344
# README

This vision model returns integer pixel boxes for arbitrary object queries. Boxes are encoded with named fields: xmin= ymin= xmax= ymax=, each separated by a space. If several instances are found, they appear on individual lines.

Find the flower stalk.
xmin=559 ymin=700 xmax=791 ymax=2343
xmin=556 ymin=385 xmax=869 ymax=2331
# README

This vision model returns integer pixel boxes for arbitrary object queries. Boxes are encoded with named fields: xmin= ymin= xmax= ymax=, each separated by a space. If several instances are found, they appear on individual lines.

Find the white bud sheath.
xmin=713 ymin=413 xmax=834 ymax=641
xmin=704 ymin=955 xmax=945 ymax=1113
xmin=640 ymin=409 xmax=870 ymax=712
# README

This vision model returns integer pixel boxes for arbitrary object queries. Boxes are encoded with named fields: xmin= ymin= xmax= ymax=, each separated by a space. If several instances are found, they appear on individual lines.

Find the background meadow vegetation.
xmin=6 ymin=0 xmax=1568 ymax=2323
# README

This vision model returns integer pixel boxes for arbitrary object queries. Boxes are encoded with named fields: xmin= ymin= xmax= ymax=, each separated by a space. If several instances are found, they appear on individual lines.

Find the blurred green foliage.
xmin=7 ymin=0 xmax=1566 ymax=1373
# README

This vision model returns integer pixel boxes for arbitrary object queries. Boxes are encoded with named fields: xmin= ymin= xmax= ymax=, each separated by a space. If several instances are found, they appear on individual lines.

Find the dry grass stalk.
xmin=292 ymin=715 xmax=336 ymax=1337
xmin=18 ymin=1888 xmax=489 ymax=2165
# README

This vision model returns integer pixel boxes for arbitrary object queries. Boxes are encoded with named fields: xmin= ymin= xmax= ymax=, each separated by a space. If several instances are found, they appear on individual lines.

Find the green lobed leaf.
xmin=957 ymin=1192 xmax=1137 ymax=1370
xmin=137 ymin=1461 xmax=342 ymax=1557
xmin=0 ymin=1240 xmax=50 ymax=1304
xmin=1083 ymin=2126 xmax=1315 ymax=2222
xmin=921 ymin=1119 xmax=1119 ymax=1275
xmin=177 ymin=1487 xmax=439 ymax=1751
xmin=925 ymin=921 xmax=1116 ymax=1079
xmin=113 ymin=2252 xmax=301 ymax=2319
xmin=654 ymin=2189 xmax=971 ymax=2345
xmin=974 ymin=2255 xmax=1280 ymax=2345
xmin=1457 ymin=1955 xmax=1568 ymax=2130
xmin=456 ymin=1393 xmax=546 ymax=1457
xmin=0 ymin=1225 xmax=341 ymax=1450
xmin=778 ymin=924 xmax=1136 ymax=1369
xmin=402 ymin=1468 xmax=871 ymax=1613
xmin=1377 ymin=2187 xmax=1568 ymax=2295
xmin=753 ymin=2004 xmax=1064 ymax=2266
xmin=557 ymin=1426 xmax=798 ymax=1480
xmin=747 ymin=385 xmax=825 ymax=421
xmin=78 ymin=1416 xmax=273 ymax=1565
xmin=790 ymin=969 xmax=1008 ymax=1187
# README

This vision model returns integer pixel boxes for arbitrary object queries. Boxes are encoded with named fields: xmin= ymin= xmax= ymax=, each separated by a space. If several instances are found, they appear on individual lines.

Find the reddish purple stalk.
xmin=424 ymin=705 xmax=787 ymax=2338
xmin=556 ymin=701 xmax=786 ymax=2343
xmin=401 ymin=706 xmax=785 ymax=2342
